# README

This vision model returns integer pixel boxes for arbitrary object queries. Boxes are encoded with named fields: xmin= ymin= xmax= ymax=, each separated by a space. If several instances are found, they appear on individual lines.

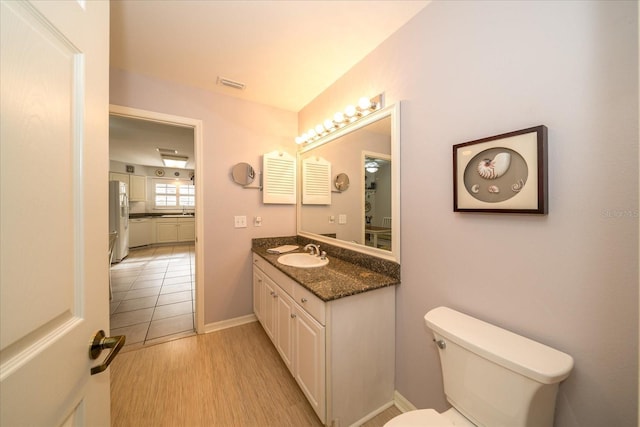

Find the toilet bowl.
xmin=385 ymin=408 xmax=474 ymax=426
xmin=384 ymin=307 xmax=574 ymax=427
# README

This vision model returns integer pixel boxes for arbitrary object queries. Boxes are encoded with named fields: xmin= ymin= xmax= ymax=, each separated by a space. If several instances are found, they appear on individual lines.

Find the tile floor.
xmin=110 ymin=243 xmax=195 ymax=348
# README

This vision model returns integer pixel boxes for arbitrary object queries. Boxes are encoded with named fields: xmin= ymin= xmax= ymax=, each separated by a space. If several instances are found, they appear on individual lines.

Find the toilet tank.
xmin=424 ymin=307 xmax=573 ymax=427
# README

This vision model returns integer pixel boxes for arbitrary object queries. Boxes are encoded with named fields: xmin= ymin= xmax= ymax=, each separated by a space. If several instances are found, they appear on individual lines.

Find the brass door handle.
xmin=89 ymin=330 xmax=125 ymax=375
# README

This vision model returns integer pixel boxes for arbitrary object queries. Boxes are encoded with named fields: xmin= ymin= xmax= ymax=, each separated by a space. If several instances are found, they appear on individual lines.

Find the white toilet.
xmin=385 ymin=306 xmax=574 ymax=427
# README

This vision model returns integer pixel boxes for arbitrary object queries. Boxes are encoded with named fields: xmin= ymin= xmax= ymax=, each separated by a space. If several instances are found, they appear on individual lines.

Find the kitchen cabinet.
xmin=129 ymin=174 xmax=147 ymax=201
xmin=177 ymin=218 xmax=195 ymax=241
xmin=129 ymin=218 xmax=154 ymax=247
xmin=109 ymin=172 xmax=147 ymax=202
xmin=156 ymin=217 xmax=195 ymax=243
xmin=252 ymin=253 xmax=394 ymax=426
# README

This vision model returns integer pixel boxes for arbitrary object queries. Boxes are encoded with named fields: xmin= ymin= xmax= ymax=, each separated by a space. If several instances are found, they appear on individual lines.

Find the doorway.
xmin=108 ymin=105 xmax=204 ymax=344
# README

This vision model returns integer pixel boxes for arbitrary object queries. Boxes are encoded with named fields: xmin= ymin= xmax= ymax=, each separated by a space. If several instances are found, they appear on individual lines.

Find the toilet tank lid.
xmin=424 ymin=307 xmax=574 ymax=385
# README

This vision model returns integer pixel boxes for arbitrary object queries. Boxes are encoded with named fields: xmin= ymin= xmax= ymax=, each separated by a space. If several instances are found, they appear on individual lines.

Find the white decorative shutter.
xmin=302 ymin=156 xmax=331 ymax=205
xmin=263 ymin=151 xmax=296 ymax=204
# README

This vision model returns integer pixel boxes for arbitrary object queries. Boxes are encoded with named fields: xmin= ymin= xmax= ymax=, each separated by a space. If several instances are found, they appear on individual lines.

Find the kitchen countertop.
xmin=129 ymin=213 xmax=195 ymax=219
xmin=252 ymin=241 xmax=400 ymax=302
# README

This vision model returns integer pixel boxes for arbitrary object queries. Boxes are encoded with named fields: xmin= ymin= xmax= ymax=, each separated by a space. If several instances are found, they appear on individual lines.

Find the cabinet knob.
xmin=270 ymin=291 xmax=276 ymax=296
xmin=290 ymin=313 xmax=296 ymax=319
xmin=300 ymin=298 xmax=308 ymax=303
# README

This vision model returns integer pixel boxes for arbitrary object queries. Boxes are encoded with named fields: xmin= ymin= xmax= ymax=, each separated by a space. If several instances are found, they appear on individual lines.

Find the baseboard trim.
xmin=348 ymin=401 xmax=395 ymax=427
xmin=203 ymin=314 xmax=257 ymax=334
xmin=393 ymin=390 xmax=417 ymax=413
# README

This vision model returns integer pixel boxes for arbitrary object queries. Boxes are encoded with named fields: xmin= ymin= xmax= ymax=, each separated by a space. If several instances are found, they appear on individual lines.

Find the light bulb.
xmin=315 ymin=124 xmax=324 ymax=135
xmin=295 ymin=136 xmax=304 ymax=144
xmin=308 ymin=128 xmax=316 ymax=138
xmin=345 ymin=105 xmax=356 ymax=117
xmin=324 ymin=119 xmax=334 ymax=131
xmin=358 ymin=97 xmax=372 ymax=110
xmin=334 ymin=112 xmax=345 ymax=123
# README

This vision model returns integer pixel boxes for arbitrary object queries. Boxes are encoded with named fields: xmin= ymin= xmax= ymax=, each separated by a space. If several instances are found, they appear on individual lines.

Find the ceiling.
xmin=109 ymin=0 xmax=429 ymax=169
xmin=109 ymin=115 xmax=196 ymax=169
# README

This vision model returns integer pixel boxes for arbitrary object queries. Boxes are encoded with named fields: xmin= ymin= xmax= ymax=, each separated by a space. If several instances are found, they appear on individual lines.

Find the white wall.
xmin=110 ymin=69 xmax=298 ymax=324
xmin=300 ymin=1 xmax=638 ymax=426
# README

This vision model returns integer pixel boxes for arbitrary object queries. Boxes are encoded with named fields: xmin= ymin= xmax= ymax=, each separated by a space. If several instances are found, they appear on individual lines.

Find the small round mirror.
xmin=231 ymin=162 xmax=255 ymax=185
xmin=334 ymin=173 xmax=350 ymax=191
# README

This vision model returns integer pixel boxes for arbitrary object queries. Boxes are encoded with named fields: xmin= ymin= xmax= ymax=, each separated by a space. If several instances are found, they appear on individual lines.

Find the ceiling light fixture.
xmin=161 ymin=154 xmax=189 ymax=168
xmin=365 ymin=161 xmax=379 ymax=173
xmin=295 ymin=93 xmax=384 ymax=145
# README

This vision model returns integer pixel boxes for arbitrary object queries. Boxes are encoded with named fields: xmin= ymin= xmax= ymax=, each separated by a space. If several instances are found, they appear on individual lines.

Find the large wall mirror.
xmin=297 ymin=104 xmax=400 ymax=262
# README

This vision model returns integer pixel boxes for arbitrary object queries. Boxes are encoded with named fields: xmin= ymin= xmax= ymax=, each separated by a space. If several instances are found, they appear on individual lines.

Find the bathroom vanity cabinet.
xmin=252 ymin=253 xmax=395 ymax=427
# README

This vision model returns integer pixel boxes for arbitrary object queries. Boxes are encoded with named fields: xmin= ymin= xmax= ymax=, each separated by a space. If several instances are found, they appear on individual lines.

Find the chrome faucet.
xmin=304 ymin=243 xmax=320 ymax=256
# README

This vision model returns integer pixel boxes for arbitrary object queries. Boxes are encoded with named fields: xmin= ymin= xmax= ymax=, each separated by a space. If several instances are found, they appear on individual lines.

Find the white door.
xmin=0 ymin=0 xmax=111 ymax=425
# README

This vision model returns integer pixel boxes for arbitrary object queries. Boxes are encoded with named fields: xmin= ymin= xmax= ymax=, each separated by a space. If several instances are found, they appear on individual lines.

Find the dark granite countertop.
xmin=252 ymin=237 xmax=400 ymax=302
xmin=129 ymin=213 xmax=195 ymax=219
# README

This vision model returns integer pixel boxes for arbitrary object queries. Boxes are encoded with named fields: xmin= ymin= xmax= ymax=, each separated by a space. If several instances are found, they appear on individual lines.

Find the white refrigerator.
xmin=109 ymin=180 xmax=129 ymax=262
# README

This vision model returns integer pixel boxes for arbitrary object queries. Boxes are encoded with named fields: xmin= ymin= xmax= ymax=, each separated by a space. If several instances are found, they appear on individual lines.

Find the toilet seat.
xmin=384 ymin=409 xmax=454 ymax=426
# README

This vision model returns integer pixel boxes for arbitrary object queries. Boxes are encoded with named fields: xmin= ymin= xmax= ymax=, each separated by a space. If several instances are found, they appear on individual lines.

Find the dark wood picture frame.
xmin=453 ymin=125 xmax=548 ymax=214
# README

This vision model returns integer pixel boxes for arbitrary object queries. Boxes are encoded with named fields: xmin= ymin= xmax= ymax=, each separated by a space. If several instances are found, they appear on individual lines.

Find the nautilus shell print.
xmin=477 ymin=152 xmax=511 ymax=180
xmin=463 ymin=148 xmax=528 ymax=204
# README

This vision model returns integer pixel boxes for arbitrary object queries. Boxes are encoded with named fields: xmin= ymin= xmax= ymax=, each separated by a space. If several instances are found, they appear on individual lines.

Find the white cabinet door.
xmin=178 ymin=219 xmax=195 ymax=241
xmin=156 ymin=221 xmax=178 ymax=243
xmin=129 ymin=174 xmax=146 ymax=201
xmin=262 ymin=276 xmax=278 ymax=341
xmin=110 ymin=172 xmax=129 ymax=186
xmin=294 ymin=306 xmax=326 ymax=423
xmin=1 ymin=0 xmax=110 ymax=425
xmin=252 ymin=268 xmax=264 ymax=322
xmin=275 ymin=290 xmax=295 ymax=374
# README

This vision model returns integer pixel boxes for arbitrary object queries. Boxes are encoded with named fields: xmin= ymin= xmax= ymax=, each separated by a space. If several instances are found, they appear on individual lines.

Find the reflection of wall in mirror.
xmin=300 ymin=123 xmax=391 ymax=245
xmin=366 ymin=162 xmax=391 ymax=228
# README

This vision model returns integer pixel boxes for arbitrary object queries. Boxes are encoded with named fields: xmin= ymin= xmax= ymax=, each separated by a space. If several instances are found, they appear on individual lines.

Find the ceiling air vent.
xmin=216 ymin=76 xmax=246 ymax=91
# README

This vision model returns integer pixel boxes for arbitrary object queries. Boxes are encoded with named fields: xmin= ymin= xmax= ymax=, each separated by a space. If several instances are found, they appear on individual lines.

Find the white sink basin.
xmin=277 ymin=253 xmax=329 ymax=268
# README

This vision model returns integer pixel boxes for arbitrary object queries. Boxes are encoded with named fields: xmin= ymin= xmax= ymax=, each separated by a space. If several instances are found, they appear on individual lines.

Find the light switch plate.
xmin=338 ymin=214 xmax=347 ymax=224
xmin=234 ymin=215 xmax=247 ymax=228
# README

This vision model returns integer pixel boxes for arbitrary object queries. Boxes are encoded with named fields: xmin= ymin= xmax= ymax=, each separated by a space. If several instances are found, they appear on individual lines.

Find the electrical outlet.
xmin=254 ymin=216 xmax=262 ymax=227
xmin=234 ymin=215 xmax=247 ymax=228
xmin=329 ymin=215 xmax=335 ymax=224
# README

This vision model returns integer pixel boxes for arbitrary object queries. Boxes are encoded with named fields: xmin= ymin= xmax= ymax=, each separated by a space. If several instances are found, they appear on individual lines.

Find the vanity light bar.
xmin=295 ymin=93 xmax=384 ymax=145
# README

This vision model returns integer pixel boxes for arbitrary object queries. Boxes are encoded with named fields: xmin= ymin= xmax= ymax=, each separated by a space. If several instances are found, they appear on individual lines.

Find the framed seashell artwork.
xmin=453 ymin=125 xmax=548 ymax=214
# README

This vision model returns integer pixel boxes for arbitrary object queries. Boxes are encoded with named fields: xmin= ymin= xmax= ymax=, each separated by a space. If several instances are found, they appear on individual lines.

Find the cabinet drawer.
xmin=156 ymin=217 xmax=178 ymax=223
xmin=293 ymin=285 xmax=325 ymax=326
